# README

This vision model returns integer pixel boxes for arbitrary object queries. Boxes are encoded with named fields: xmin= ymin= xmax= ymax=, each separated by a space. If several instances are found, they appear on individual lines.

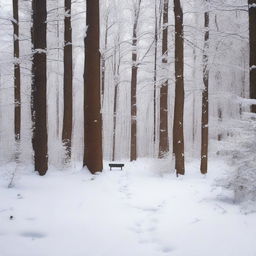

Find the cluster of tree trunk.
xmin=10 ymin=0 xmax=255 ymax=176
xmin=30 ymin=0 xmax=103 ymax=175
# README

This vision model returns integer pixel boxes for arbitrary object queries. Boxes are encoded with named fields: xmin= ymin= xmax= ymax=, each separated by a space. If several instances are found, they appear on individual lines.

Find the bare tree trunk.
xmin=192 ymin=4 xmax=199 ymax=149
xmin=83 ymin=0 xmax=103 ymax=173
xmin=56 ymin=0 xmax=60 ymax=138
xmin=112 ymin=39 xmax=121 ymax=162
xmin=173 ymin=0 xmax=185 ymax=175
xmin=101 ymin=12 xmax=109 ymax=107
xmin=62 ymin=0 xmax=73 ymax=161
xmin=13 ymin=0 xmax=21 ymax=143
xmin=159 ymin=0 xmax=169 ymax=158
xmin=153 ymin=0 xmax=158 ymax=155
xmin=130 ymin=0 xmax=141 ymax=162
xmin=31 ymin=0 xmax=48 ymax=175
xmin=200 ymin=5 xmax=209 ymax=175
xmin=214 ymin=15 xmax=223 ymax=141
xmin=9 ymin=0 xmax=21 ymax=187
xmin=112 ymin=83 xmax=118 ymax=161
xmin=249 ymin=0 xmax=256 ymax=113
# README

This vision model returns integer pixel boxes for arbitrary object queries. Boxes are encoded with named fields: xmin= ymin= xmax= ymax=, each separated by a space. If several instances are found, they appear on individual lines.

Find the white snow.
xmin=249 ymin=4 xmax=256 ymax=8
xmin=1 ymin=158 xmax=256 ymax=256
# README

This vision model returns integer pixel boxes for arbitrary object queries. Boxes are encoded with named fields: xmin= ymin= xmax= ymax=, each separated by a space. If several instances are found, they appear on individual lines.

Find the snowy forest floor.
xmin=1 ymin=157 xmax=256 ymax=256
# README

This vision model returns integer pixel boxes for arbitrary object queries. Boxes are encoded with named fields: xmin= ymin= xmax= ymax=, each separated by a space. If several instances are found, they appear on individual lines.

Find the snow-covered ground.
xmin=1 ymin=158 xmax=256 ymax=256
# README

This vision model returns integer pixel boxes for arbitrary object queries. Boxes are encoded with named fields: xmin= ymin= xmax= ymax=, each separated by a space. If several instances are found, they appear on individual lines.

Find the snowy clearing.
xmin=1 ymin=159 xmax=256 ymax=256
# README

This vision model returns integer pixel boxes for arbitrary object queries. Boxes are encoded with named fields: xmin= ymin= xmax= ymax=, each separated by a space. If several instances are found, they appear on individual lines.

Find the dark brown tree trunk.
xmin=13 ymin=0 xmax=21 ymax=143
xmin=62 ymin=0 xmax=73 ymax=161
xmin=83 ymin=0 xmax=103 ymax=173
xmin=130 ymin=0 xmax=141 ymax=162
xmin=173 ymin=0 xmax=185 ymax=175
xmin=200 ymin=6 xmax=209 ymax=175
xmin=159 ymin=0 xmax=169 ymax=158
xmin=249 ymin=0 xmax=256 ymax=113
xmin=31 ymin=0 xmax=48 ymax=176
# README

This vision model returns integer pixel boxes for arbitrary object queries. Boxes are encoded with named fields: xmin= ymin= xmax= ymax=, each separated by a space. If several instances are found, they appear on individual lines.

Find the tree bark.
xmin=249 ymin=0 xmax=256 ymax=113
xmin=173 ymin=0 xmax=185 ymax=175
xmin=13 ymin=0 xmax=21 ymax=143
xmin=83 ymin=0 xmax=103 ymax=173
xmin=31 ymin=0 xmax=48 ymax=175
xmin=159 ymin=0 xmax=169 ymax=158
xmin=62 ymin=0 xmax=73 ymax=161
xmin=130 ymin=0 xmax=141 ymax=162
xmin=200 ymin=5 xmax=209 ymax=175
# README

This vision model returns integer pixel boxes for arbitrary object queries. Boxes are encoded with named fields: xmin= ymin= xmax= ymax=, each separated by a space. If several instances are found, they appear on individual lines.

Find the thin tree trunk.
xmin=101 ymin=13 xmax=109 ymax=107
xmin=56 ymin=0 xmax=60 ymax=138
xmin=112 ymin=84 xmax=118 ymax=161
xmin=215 ymin=15 xmax=223 ymax=141
xmin=112 ymin=39 xmax=121 ymax=162
xmin=13 ymin=0 xmax=21 ymax=143
xmin=62 ymin=0 xmax=73 ymax=160
xmin=153 ymin=0 xmax=158 ymax=155
xmin=249 ymin=0 xmax=256 ymax=113
xmin=173 ymin=0 xmax=185 ymax=175
xmin=83 ymin=0 xmax=103 ymax=173
xmin=159 ymin=0 xmax=169 ymax=158
xmin=192 ymin=4 xmax=199 ymax=148
xmin=200 ymin=5 xmax=209 ymax=175
xmin=217 ymin=107 xmax=222 ymax=140
xmin=130 ymin=0 xmax=141 ymax=162
xmin=31 ymin=0 xmax=48 ymax=175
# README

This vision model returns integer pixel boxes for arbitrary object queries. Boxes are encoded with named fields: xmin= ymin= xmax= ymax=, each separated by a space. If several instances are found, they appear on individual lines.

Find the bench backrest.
xmin=109 ymin=164 xmax=124 ymax=167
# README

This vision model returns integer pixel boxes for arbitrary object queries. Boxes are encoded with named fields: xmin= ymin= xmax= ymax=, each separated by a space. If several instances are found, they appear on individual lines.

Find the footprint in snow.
xmin=161 ymin=246 xmax=174 ymax=253
xmin=190 ymin=218 xmax=201 ymax=224
xmin=17 ymin=194 xmax=23 ymax=199
xmin=25 ymin=217 xmax=36 ymax=221
xmin=20 ymin=231 xmax=46 ymax=239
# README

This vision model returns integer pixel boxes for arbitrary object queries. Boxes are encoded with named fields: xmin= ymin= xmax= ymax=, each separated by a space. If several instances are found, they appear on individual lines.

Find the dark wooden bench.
xmin=109 ymin=163 xmax=124 ymax=170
